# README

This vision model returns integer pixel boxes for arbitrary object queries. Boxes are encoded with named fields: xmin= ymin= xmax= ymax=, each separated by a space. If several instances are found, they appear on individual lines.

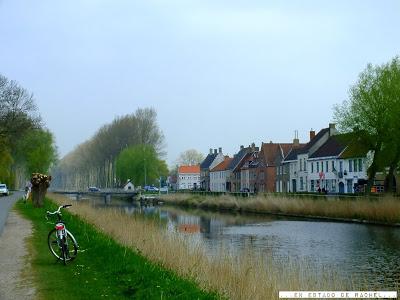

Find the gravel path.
xmin=0 ymin=194 xmax=36 ymax=300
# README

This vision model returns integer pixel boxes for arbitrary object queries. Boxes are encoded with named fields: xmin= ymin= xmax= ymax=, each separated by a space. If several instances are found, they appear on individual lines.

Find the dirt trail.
xmin=0 ymin=211 xmax=36 ymax=300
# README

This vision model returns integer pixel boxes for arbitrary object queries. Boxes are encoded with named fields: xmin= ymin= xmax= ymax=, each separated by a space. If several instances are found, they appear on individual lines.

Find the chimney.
xmin=240 ymin=145 xmax=244 ymax=150
xmin=309 ymin=129 xmax=316 ymax=141
xmin=209 ymin=148 xmax=213 ymax=154
xmin=329 ymin=123 xmax=337 ymax=136
xmin=293 ymin=130 xmax=299 ymax=147
xmin=218 ymin=147 xmax=222 ymax=154
xmin=214 ymin=149 xmax=217 ymax=154
xmin=251 ymin=142 xmax=255 ymax=151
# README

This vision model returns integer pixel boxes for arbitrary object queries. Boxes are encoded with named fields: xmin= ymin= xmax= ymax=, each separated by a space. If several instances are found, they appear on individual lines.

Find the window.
xmin=321 ymin=161 xmax=324 ymax=172
xmin=311 ymin=162 xmax=314 ymax=173
xmin=303 ymin=159 xmax=306 ymax=172
xmin=340 ymin=161 xmax=343 ymax=172
xmin=326 ymin=161 xmax=329 ymax=172
xmin=332 ymin=161 xmax=335 ymax=171
xmin=349 ymin=160 xmax=353 ymax=172
xmin=299 ymin=159 xmax=302 ymax=171
xmin=317 ymin=162 xmax=319 ymax=173
xmin=311 ymin=180 xmax=314 ymax=191
xmin=358 ymin=159 xmax=363 ymax=172
xmin=353 ymin=159 xmax=357 ymax=172
xmin=300 ymin=177 xmax=304 ymax=190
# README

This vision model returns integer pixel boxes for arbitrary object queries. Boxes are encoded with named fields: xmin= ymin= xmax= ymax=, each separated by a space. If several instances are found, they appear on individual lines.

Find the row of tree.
xmin=0 ymin=74 xmax=57 ymax=188
xmin=52 ymin=108 xmax=166 ymax=190
xmin=334 ymin=56 xmax=400 ymax=192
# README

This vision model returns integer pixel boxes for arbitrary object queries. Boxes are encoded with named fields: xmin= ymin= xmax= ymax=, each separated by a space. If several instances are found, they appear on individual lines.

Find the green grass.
xmin=16 ymin=198 xmax=219 ymax=300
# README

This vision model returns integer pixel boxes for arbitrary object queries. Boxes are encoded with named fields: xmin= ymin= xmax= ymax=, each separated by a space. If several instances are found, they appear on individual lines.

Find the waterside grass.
xmin=49 ymin=193 xmax=355 ymax=300
xmin=159 ymin=193 xmax=400 ymax=225
xmin=15 ymin=198 xmax=219 ymax=300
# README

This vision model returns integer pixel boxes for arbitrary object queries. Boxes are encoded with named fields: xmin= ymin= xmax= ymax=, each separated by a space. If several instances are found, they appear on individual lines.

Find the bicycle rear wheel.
xmin=48 ymin=229 xmax=78 ymax=262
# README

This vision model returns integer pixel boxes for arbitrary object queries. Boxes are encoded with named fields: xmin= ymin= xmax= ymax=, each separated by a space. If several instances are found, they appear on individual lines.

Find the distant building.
xmin=177 ymin=165 xmax=201 ymax=190
xmin=210 ymin=156 xmax=232 ymax=192
xmin=277 ymin=124 xmax=368 ymax=194
xmin=123 ymin=180 xmax=135 ymax=191
xmin=200 ymin=148 xmax=225 ymax=191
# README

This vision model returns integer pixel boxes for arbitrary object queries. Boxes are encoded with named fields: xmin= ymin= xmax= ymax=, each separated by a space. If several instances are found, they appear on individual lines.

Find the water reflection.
xmin=87 ymin=197 xmax=400 ymax=289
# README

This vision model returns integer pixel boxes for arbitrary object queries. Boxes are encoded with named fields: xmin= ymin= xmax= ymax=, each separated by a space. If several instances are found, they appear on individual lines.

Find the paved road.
xmin=0 ymin=191 xmax=23 ymax=236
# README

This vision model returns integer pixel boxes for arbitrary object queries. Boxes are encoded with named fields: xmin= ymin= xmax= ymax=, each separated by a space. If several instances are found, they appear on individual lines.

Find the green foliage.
xmin=52 ymin=108 xmax=165 ymax=189
xmin=334 ymin=56 xmax=400 ymax=185
xmin=15 ymin=199 xmax=218 ymax=300
xmin=116 ymin=144 xmax=168 ymax=186
xmin=0 ymin=139 xmax=14 ymax=185
xmin=15 ymin=129 xmax=58 ymax=175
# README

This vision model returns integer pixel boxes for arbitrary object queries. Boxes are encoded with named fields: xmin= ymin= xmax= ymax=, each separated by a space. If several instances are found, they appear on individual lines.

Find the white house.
xmin=177 ymin=165 xmax=201 ymax=190
xmin=210 ymin=157 xmax=232 ymax=192
xmin=280 ymin=124 xmax=368 ymax=194
xmin=123 ymin=180 xmax=135 ymax=191
xmin=307 ymin=135 xmax=368 ymax=193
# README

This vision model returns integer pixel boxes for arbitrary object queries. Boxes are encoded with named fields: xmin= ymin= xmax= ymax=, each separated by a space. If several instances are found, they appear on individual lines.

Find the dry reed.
xmin=160 ymin=193 xmax=400 ymax=225
xmin=49 ymin=193 xmax=354 ymax=300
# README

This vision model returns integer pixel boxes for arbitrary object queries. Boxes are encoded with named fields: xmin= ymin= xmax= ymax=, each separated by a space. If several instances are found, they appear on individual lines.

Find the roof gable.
xmin=179 ymin=165 xmax=200 ymax=174
xmin=200 ymin=153 xmax=217 ymax=169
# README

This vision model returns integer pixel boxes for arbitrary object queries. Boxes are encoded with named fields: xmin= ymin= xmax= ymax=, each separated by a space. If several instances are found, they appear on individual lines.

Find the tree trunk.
xmin=31 ymin=173 xmax=51 ymax=208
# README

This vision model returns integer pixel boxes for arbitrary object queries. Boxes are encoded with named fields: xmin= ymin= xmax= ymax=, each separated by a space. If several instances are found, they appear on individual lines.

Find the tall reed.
xmin=50 ymin=193 xmax=355 ymax=300
xmin=160 ymin=193 xmax=400 ymax=225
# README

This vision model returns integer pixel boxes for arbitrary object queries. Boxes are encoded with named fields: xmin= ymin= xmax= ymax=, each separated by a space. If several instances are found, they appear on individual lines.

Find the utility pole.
xmin=144 ymin=158 xmax=147 ymax=187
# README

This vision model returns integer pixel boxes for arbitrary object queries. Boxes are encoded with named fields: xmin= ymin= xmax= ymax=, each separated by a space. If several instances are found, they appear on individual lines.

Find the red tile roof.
xmin=210 ymin=157 xmax=232 ymax=172
xmin=178 ymin=165 xmax=200 ymax=174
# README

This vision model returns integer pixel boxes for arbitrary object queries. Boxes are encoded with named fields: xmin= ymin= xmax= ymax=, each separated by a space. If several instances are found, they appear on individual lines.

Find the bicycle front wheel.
xmin=48 ymin=229 xmax=78 ymax=262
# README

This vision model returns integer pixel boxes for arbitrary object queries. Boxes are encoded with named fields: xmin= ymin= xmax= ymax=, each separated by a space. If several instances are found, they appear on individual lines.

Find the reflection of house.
xmin=123 ymin=180 xmax=135 ymax=191
xmin=200 ymin=148 xmax=225 ymax=191
xmin=177 ymin=165 xmax=200 ymax=190
xmin=210 ymin=156 xmax=232 ymax=192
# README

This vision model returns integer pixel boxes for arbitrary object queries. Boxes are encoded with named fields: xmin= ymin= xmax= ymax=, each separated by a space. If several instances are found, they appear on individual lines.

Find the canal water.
xmin=86 ymin=197 xmax=400 ymax=290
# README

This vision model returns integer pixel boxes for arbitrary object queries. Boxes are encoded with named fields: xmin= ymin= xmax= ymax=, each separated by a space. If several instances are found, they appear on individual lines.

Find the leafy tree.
xmin=16 ymin=129 xmax=58 ymax=175
xmin=52 ymin=108 xmax=165 ymax=189
xmin=0 ymin=74 xmax=41 ymax=152
xmin=175 ymin=149 xmax=204 ymax=166
xmin=116 ymin=144 xmax=168 ymax=187
xmin=0 ymin=139 xmax=13 ymax=185
xmin=334 ymin=56 xmax=400 ymax=191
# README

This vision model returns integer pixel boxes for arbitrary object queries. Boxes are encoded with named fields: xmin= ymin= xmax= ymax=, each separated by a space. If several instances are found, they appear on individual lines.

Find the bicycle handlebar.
xmin=46 ymin=204 xmax=72 ymax=216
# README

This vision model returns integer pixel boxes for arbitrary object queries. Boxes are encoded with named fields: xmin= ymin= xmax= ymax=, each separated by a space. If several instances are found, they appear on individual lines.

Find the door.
xmin=339 ymin=182 xmax=344 ymax=193
xmin=292 ymin=179 xmax=297 ymax=192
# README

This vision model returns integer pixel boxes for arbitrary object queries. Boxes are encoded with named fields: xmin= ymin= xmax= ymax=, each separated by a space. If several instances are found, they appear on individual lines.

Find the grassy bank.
xmin=159 ymin=193 xmax=400 ymax=225
xmin=49 ymin=193 xmax=355 ymax=300
xmin=15 ymin=198 xmax=219 ymax=299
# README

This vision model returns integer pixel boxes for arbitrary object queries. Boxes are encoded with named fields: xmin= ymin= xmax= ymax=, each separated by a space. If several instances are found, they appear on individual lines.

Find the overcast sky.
xmin=1 ymin=1 xmax=399 ymax=165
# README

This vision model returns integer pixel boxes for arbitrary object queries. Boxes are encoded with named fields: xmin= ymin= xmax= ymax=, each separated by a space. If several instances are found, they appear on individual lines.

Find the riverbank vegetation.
xmin=51 ymin=108 xmax=166 ymax=190
xmin=160 ymin=193 xmax=400 ymax=225
xmin=16 ymin=198 xmax=218 ymax=299
xmin=0 ymin=74 xmax=57 ymax=188
xmin=50 ymin=193 xmax=355 ymax=300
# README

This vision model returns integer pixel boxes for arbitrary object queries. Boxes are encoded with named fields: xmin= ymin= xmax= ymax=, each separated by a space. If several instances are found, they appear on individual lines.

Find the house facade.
xmin=200 ymin=148 xmax=225 ymax=191
xmin=210 ymin=157 xmax=232 ymax=192
xmin=277 ymin=124 xmax=368 ymax=194
xmin=177 ymin=165 xmax=201 ymax=190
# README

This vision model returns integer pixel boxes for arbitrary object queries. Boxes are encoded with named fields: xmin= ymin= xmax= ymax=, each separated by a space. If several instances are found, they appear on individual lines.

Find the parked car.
xmin=159 ymin=186 xmax=168 ymax=193
xmin=88 ymin=186 xmax=100 ymax=192
xmin=144 ymin=186 xmax=159 ymax=192
xmin=0 ymin=184 xmax=10 ymax=196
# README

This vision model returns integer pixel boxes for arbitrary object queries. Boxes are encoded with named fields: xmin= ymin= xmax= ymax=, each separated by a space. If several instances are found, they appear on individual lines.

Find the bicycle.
xmin=46 ymin=204 xmax=79 ymax=265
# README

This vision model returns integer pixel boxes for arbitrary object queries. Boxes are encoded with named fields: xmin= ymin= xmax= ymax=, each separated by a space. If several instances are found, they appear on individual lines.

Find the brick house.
xmin=255 ymin=142 xmax=295 ymax=193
